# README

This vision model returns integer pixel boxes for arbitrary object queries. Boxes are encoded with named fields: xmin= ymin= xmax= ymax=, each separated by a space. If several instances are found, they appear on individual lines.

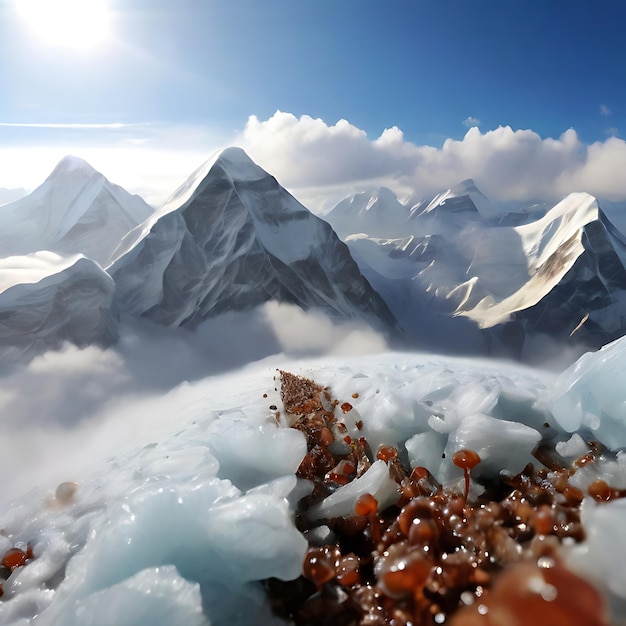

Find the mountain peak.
xmin=214 ymin=146 xmax=268 ymax=182
xmin=50 ymin=155 xmax=98 ymax=178
xmin=451 ymin=179 xmax=480 ymax=195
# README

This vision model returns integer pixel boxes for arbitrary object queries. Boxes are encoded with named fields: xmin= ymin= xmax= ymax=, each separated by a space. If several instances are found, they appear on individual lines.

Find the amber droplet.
xmin=532 ymin=505 xmax=556 ymax=535
xmin=408 ymin=516 xmax=437 ymax=545
xmin=398 ymin=500 xmax=429 ymax=536
xmin=383 ymin=560 xmax=430 ymax=596
xmin=55 ymin=481 xmax=78 ymax=504
xmin=377 ymin=445 xmax=399 ymax=462
xmin=588 ymin=479 xmax=614 ymax=502
xmin=262 ymin=393 xmax=268 ymax=398
xmin=452 ymin=449 xmax=481 ymax=470
xmin=319 ymin=427 xmax=334 ymax=446
xmin=410 ymin=466 xmax=429 ymax=482
xmin=336 ymin=553 xmax=360 ymax=586
xmin=452 ymin=449 xmax=481 ymax=503
xmin=352 ymin=392 xmax=359 ymax=399
xmin=2 ymin=547 xmax=27 ymax=570
xmin=355 ymin=493 xmax=378 ymax=516
xmin=302 ymin=549 xmax=336 ymax=590
xmin=340 ymin=402 xmax=353 ymax=413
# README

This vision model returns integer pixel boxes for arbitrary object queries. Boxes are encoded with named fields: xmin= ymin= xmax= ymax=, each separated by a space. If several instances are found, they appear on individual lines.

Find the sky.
xmin=2 ymin=0 xmax=626 ymax=211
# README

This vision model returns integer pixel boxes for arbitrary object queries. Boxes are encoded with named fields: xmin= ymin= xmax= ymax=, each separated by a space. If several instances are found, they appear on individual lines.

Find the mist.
xmin=0 ymin=302 xmax=388 ymax=509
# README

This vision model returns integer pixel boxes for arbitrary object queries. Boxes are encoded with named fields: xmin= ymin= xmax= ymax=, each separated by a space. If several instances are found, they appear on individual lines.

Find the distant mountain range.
xmin=326 ymin=182 xmax=626 ymax=362
xmin=1 ymin=148 xmax=626 ymax=364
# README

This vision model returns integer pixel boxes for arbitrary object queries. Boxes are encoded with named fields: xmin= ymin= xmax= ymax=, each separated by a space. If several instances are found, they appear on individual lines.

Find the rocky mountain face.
xmin=109 ymin=147 xmax=398 ymax=333
xmin=0 ymin=149 xmax=398 ymax=363
xmin=3 ymin=148 xmax=626 ymax=366
xmin=328 ymin=185 xmax=626 ymax=362
xmin=0 ymin=252 xmax=117 ymax=363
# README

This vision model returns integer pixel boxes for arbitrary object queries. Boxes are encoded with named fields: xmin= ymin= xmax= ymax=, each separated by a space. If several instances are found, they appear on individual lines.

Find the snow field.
xmin=1 ymin=342 xmax=626 ymax=623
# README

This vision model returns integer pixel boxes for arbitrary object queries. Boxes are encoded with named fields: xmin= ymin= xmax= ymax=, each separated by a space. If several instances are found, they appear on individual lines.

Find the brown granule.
xmin=265 ymin=370 xmax=617 ymax=626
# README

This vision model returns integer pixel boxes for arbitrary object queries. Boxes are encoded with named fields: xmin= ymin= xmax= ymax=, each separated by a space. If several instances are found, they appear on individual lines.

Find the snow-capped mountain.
xmin=326 ymin=179 xmax=496 ymax=240
xmin=326 ymin=187 xmax=408 ymax=239
xmin=486 ymin=193 xmax=626 ymax=358
xmin=0 ymin=156 xmax=153 ymax=268
xmin=3 ymin=149 xmax=626 ymax=366
xmin=330 ymin=184 xmax=626 ymax=361
xmin=407 ymin=178 xmax=498 ymax=229
xmin=0 ymin=252 xmax=117 ymax=362
xmin=109 ymin=147 xmax=398 ymax=333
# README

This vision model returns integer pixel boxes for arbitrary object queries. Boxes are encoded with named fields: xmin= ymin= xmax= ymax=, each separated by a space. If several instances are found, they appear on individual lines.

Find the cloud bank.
xmin=0 ymin=302 xmax=387 ymax=507
xmin=237 ymin=111 xmax=626 ymax=212
xmin=3 ymin=111 xmax=626 ymax=214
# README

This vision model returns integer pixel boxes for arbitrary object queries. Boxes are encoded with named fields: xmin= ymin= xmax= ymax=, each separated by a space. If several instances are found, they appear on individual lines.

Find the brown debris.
xmin=266 ymin=370 xmax=617 ymax=626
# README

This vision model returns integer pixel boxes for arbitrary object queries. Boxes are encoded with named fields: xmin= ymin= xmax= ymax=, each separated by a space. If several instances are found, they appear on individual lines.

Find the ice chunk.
xmin=405 ymin=431 xmax=446 ymax=479
xmin=206 ymin=413 xmax=306 ymax=491
xmin=555 ymin=433 xmax=588 ymax=459
xmin=568 ymin=498 xmax=626 ymax=600
xmin=444 ymin=413 xmax=541 ymax=480
xmin=308 ymin=460 xmax=399 ymax=520
xmin=60 ymin=566 xmax=208 ymax=626
xmin=551 ymin=336 xmax=626 ymax=449
xmin=206 ymin=493 xmax=307 ymax=582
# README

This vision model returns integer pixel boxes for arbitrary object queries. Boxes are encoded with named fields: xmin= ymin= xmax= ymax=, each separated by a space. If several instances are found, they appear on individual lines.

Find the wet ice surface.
xmin=2 ymin=342 xmax=626 ymax=625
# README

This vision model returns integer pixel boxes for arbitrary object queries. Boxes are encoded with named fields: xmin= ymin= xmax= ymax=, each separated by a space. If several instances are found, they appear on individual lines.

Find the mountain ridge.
xmin=108 ymin=147 xmax=400 ymax=333
xmin=2 ymin=149 xmax=626 ymax=364
xmin=330 ymin=184 xmax=626 ymax=361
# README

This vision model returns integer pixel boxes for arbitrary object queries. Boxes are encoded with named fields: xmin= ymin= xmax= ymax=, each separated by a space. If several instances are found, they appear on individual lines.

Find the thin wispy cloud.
xmin=462 ymin=116 xmax=481 ymax=128
xmin=0 ymin=122 xmax=148 ymax=129
xmin=600 ymin=104 xmax=612 ymax=116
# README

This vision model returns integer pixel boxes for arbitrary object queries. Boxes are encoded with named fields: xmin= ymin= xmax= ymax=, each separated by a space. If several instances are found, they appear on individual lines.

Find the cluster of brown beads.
xmin=0 ymin=542 xmax=35 ymax=598
xmin=265 ymin=371 xmax=617 ymax=626
xmin=277 ymin=370 xmax=372 ymax=504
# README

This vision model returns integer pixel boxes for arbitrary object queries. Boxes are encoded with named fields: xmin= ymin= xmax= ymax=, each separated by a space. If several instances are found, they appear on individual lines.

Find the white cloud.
xmin=5 ymin=111 xmax=626 ymax=214
xmin=0 ymin=303 xmax=387 ymax=507
xmin=236 ymin=111 xmax=626 ymax=209
xmin=600 ymin=104 xmax=611 ymax=116
xmin=0 ymin=122 xmax=144 ymax=129
xmin=462 ymin=116 xmax=481 ymax=127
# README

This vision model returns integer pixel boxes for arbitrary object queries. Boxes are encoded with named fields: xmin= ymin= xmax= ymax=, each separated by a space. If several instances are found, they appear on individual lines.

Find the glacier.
xmin=1 ymin=338 xmax=626 ymax=624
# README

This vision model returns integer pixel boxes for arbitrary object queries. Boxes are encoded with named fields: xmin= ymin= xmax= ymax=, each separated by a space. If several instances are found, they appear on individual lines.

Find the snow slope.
xmin=332 ymin=185 xmax=626 ymax=360
xmin=110 ymin=147 xmax=398 ymax=332
xmin=0 ymin=156 xmax=153 ymax=268
xmin=0 ymin=252 xmax=117 ymax=362
xmin=326 ymin=187 xmax=408 ymax=239
xmin=2 ymin=342 xmax=626 ymax=624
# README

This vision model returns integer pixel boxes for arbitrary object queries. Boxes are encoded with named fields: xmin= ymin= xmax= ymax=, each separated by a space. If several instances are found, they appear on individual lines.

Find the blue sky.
xmin=2 ymin=0 xmax=626 ymax=209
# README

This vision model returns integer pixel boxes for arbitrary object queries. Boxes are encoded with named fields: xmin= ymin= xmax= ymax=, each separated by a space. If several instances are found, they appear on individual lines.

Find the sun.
xmin=14 ymin=0 xmax=112 ymax=51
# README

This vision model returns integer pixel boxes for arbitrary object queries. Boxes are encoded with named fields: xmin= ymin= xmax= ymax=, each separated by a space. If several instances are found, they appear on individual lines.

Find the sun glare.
xmin=14 ymin=0 xmax=112 ymax=51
